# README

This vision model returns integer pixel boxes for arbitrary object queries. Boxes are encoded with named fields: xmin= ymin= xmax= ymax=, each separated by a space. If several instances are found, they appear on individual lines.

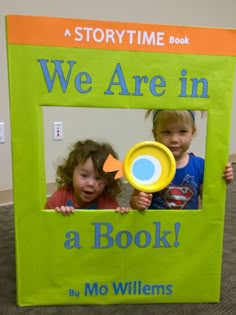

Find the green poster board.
xmin=6 ymin=15 xmax=236 ymax=305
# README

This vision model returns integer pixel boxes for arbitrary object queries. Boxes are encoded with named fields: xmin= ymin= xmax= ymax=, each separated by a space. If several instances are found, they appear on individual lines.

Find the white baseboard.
xmin=229 ymin=154 xmax=236 ymax=163
xmin=0 ymin=189 xmax=13 ymax=206
xmin=0 ymin=182 xmax=57 ymax=207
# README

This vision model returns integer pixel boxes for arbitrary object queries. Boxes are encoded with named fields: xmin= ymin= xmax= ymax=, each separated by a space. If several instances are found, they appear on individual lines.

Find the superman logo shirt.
xmin=149 ymin=154 xmax=204 ymax=210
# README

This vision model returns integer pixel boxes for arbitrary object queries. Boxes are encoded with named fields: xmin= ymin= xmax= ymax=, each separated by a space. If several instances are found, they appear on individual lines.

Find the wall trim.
xmin=0 ymin=189 xmax=13 ymax=206
xmin=229 ymin=154 xmax=236 ymax=163
xmin=0 ymin=182 xmax=57 ymax=207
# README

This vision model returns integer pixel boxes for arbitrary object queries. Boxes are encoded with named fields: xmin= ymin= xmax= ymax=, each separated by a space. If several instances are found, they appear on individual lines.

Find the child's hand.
xmin=130 ymin=190 xmax=153 ymax=210
xmin=223 ymin=162 xmax=234 ymax=184
xmin=55 ymin=206 xmax=75 ymax=215
xmin=116 ymin=207 xmax=130 ymax=214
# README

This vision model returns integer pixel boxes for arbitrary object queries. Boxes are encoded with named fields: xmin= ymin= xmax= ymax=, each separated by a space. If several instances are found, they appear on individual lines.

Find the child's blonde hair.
xmin=145 ymin=109 xmax=196 ymax=131
xmin=56 ymin=139 xmax=122 ymax=198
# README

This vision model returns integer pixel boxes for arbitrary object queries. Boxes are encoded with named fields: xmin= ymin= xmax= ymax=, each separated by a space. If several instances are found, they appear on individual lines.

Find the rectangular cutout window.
xmin=43 ymin=107 xmax=207 ymax=210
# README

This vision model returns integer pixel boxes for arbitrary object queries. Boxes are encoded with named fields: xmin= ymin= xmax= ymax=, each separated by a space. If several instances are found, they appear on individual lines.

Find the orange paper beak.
xmin=103 ymin=154 xmax=124 ymax=179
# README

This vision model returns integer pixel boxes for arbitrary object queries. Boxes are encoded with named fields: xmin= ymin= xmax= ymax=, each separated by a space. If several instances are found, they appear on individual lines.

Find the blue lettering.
xmin=92 ymin=222 xmax=114 ymax=248
xmin=104 ymin=63 xmax=130 ymax=95
xmin=179 ymin=68 xmax=188 ymax=97
xmin=37 ymin=59 xmax=76 ymax=92
xmin=149 ymin=75 xmax=166 ymax=96
xmin=116 ymin=230 xmax=132 ymax=248
xmin=112 ymin=281 xmax=128 ymax=295
xmin=134 ymin=230 xmax=151 ymax=248
xmin=153 ymin=222 xmax=171 ymax=248
xmin=132 ymin=75 xmax=148 ymax=96
xmin=84 ymin=282 xmax=108 ymax=296
xmin=190 ymin=78 xmax=209 ymax=98
xmin=68 ymin=288 xmax=80 ymax=298
xmin=166 ymin=284 xmax=173 ymax=295
xmin=74 ymin=72 xmax=92 ymax=93
xmin=64 ymin=230 xmax=82 ymax=249
xmin=179 ymin=68 xmax=209 ymax=98
xmin=84 ymin=282 xmax=99 ymax=296
xmin=69 ymin=289 xmax=74 ymax=296
xmin=91 ymin=221 xmax=178 ymax=249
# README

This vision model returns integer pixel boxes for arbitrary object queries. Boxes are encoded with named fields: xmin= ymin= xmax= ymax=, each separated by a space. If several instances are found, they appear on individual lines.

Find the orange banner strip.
xmin=6 ymin=15 xmax=236 ymax=56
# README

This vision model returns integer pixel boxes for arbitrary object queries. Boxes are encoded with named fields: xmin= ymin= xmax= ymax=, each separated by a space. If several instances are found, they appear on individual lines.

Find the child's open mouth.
xmin=82 ymin=190 xmax=95 ymax=199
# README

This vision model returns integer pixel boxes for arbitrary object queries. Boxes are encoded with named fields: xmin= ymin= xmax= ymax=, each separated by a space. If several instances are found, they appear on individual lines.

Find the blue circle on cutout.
xmin=132 ymin=158 xmax=155 ymax=181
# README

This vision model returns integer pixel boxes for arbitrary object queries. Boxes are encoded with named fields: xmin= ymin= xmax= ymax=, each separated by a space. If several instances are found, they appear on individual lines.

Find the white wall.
xmin=0 ymin=0 xmax=236 ymax=203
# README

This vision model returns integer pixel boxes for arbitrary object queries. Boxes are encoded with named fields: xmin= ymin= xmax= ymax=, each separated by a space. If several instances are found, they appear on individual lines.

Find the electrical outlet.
xmin=0 ymin=122 xmax=5 ymax=143
xmin=53 ymin=122 xmax=63 ymax=140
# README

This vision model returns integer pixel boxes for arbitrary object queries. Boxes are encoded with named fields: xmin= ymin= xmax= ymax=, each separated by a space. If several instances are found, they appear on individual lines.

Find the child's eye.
xmin=95 ymin=176 xmax=106 ymax=184
xmin=161 ymin=130 xmax=170 ymax=134
xmin=80 ymin=173 xmax=88 ymax=178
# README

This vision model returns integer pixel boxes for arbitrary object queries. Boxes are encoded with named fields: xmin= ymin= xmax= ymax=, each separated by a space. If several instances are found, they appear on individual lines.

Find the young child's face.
xmin=72 ymin=157 xmax=107 ymax=206
xmin=153 ymin=119 xmax=195 ymax=160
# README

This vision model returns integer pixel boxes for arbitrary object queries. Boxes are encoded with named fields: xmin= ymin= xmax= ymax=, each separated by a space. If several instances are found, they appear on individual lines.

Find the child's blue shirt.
xmin=149 ymin=153 xmax=204 ymax=210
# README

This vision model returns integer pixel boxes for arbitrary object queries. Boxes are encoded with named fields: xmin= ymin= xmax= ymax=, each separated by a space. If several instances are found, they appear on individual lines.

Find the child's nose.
xmin=170 ymin=134 xmax=179 ymax=142
xmin=86 ymin=177 xmax=95 ymax=186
